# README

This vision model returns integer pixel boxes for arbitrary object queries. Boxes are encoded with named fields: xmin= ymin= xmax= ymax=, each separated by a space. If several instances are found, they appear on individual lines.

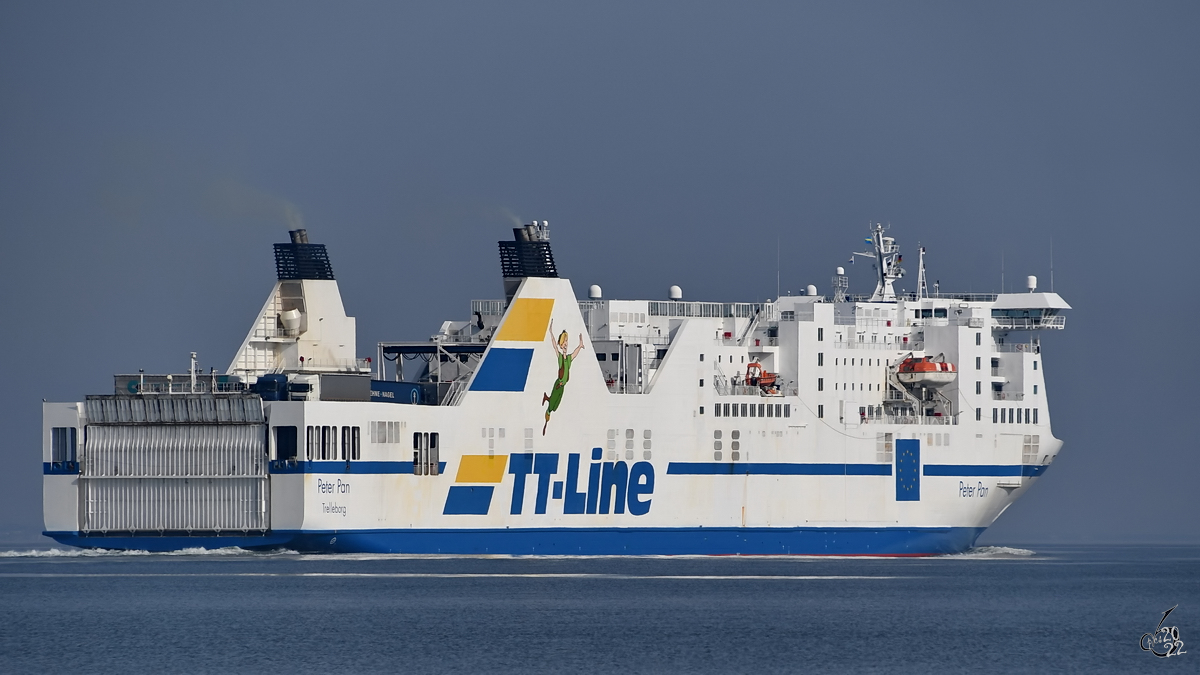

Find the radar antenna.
xmin=851 ymin=223 xmax=904 ymax=301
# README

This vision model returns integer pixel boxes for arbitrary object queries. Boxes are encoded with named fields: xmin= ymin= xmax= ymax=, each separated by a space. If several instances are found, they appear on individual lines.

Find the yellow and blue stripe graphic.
xmin=443 ymin=455 xmax=508 ymax=515
xmin=469 ymin=298 xmax=554 ymax=392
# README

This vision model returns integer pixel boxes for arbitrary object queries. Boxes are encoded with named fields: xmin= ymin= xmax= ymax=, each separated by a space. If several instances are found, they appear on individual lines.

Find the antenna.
xmin=1001 ymin=249 xmax=1005 ymax=294
xmin=1050 ymin=234 xmax=1054 ymax=292
xmin=776 ymin=234 xmax=780 ymax=300
xmin=916 ymin=245 xmax=928 ymax=299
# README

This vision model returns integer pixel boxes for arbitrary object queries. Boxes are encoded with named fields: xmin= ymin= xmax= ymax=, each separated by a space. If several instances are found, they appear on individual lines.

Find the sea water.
xmin=0 ymin=545 xmax=1196 ymax=673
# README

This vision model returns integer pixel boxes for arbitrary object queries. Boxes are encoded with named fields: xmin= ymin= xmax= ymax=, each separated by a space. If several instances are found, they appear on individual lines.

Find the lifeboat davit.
xmin=896 ymin=354 xmax=957 ymax=387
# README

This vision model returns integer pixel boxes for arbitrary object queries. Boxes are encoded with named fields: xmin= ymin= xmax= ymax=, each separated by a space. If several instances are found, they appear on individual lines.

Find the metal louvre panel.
xmin=84 ymin=394 xmax=264 ymax=425
xmin=83 ymin=425 xmax=266 ymax=478
xmin=80 ymin=477 xmax=267 ymax=532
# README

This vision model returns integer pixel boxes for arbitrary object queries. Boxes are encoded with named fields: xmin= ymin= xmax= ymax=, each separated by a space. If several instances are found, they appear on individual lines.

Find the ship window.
xmin=275 ymin=426 xmax=298 ymax=462
xmin=1033 ymin=385 xmax=1038 ymax=395
xmin=714 ymin=404 xmax=721 ymax=417
xmin=976 ymin=408 xmax=981 ymax=421
xmin=934 ymin=308 xmax=947 ymax=318
xmin=699 ymin=379 xmax=704 ymax=387
xmin=976 ymin=381 xmax=981 ymax=395
xmin=306 ymin=426 xmax=315 ymax=459
xmin=976 ymin=357 xmax=981 ymax=370
xmin=51 ymin=427 xmax=77 ymax=464
xmin=699 ymin=406 xmax=704 ymax=415
xmin=775 ymin=404 xmax=782 ymax=417
xmin=714 ymin=441 xmax=722 ymax=451
xmin=784 ymin=404 xmax=791 ymax=418
xmin=749 ymin=405 xmax=756 ymax=418
xmin=817 ymin=327 xmax=823 ymax=341
xmin=758 ymin=404 xmax=765 ymax=417
xmin=976 ymin=332 xmax=981 ymax=346
xmin=731 ymin=441 xmax=740 ymax=451
xmin=352 ymin=426 xmax=361 ymax=460
xmin=1033 ymin=408 xmax=1038 ymax=424
xmin=732 ymin=430 xmax=740 ymax=440
xmin=740 ymin=404 xmax=748 ymax=417
xmin=1024 ymin=408 xmax=1031 ymax=424
xmin=597 ymin=353 xmax=607 ymax=361
xmin=714 ymin=450 xmax=722 ymax=460
xmin=1033 ymin=360 xmax=1038 ymax=370
xmin=766 ymin=405 xmax=774 ymax=418
xmin=818 ymin=353 xmax=824 ymax=367
xmin=921 ymin=309 xmax=932 ymax=318
xmin=700 ymin=354 xmax=704 ymax=362
xmin=992 ymin=408 xmax=998 ymax=423
xmin=611 ymin=353 xmax=620 ymax=361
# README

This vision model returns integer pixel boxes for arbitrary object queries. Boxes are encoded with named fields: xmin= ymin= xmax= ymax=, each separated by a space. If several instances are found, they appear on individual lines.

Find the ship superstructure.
xmin=42 ymin=223 xmax=1069 ymax=554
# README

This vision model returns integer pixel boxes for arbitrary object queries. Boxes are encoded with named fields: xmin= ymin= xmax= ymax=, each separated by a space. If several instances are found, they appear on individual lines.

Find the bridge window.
xmin=597 ymin=353 xmax=607 ymax=361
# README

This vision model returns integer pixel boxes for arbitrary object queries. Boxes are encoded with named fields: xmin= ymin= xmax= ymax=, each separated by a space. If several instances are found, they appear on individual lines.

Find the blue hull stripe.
xmin=43 ymin=462 xmax=80 ymax=475
xmin=269 ymin=461 xmax=447 ymax=474
xmin=923 ymin=464 xmax=1048 ymax=477
xmin=667 ymin=462 xmax=891 ymax=476
xmin=44 ymin=526 xmax=986 ymax=556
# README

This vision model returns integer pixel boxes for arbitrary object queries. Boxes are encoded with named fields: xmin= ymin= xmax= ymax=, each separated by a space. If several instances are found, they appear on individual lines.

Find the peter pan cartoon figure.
xmin=543 ymin=320 xmax=584 ymax=434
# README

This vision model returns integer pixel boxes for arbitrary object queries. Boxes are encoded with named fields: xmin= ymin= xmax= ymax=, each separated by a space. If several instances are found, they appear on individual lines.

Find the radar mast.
xmin=852 ymin=223 xmax=905 ymax=301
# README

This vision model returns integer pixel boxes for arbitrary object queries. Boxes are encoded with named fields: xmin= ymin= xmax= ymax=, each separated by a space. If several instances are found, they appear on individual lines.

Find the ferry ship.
xmin=42 ymin=223 xmax=1069 ymax=554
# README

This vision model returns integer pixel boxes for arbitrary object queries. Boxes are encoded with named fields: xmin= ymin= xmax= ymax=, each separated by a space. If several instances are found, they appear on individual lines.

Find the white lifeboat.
xmin=896 ymin=353 xmax=957 ymax=387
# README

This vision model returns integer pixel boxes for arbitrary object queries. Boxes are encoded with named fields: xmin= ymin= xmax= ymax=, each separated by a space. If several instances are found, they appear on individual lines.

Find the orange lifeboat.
xmin=896 ymin=354 xmax=957 ymax=387
xmin=745 ymin=362 xmax=779 ymax=393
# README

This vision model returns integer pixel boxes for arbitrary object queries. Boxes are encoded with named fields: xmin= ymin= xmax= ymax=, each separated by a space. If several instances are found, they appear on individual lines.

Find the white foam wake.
xmin=949 ymin=546 xmax=1037 ymax=559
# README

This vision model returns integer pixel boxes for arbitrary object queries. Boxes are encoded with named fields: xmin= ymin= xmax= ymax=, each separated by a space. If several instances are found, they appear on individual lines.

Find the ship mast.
xmin=917 ymin=245 xmax=927 ymax=299
xmin=852 ymin=223 xmax=905 ymax=301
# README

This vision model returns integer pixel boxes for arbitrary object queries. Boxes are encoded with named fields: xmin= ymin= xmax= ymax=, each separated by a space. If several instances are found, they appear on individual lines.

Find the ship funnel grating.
xmin=498 ymin=222 xmax=558 ymax=279
xmin=274 ymin=242 xmax=334 ymax=280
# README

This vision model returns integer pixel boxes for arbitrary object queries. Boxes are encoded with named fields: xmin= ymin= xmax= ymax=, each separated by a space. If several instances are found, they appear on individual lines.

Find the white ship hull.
xmin=42 ymin=226 xmax=1068 ymax=555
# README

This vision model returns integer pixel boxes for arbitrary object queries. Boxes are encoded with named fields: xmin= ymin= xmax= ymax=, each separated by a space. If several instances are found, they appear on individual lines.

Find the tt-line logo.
xmin=1140 ymin=605 xmax=1186 ymax=658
